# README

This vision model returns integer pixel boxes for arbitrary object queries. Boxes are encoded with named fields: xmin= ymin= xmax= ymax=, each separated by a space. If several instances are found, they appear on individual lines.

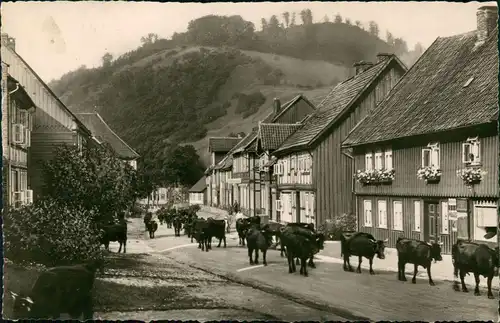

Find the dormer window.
xmin=462 ymin=137 xmax=480 ymax=165
xmin=422 ymin=143 xmax=440 ymax=168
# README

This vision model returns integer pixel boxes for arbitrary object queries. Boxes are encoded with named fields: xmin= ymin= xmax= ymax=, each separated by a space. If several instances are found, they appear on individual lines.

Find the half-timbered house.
xmin=273 ymin=54 xmax=407 ymax=227
xmin=206 ymin=136 xmax=241 ymax=206
xmin=1 ymin=33 xmax=92 ymax=204
xmin=342 ymin=6 xmax=498 ymax=254
xmin=231 ymin=95 xmax=318 ymax=216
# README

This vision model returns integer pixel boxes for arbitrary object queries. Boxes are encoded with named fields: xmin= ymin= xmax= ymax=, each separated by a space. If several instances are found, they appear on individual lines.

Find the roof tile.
xmin=343 ymin=30 xmax=499 ymax=146
xmin=208 ymin=137 xmax=241 ymax=153
xmin=76 ymin=113 xmax=139 ymax=159
xmin=276 ymin=58 xmax=395 ymax=152
xmin=259 ymin=123 xmax=303 ymax=151
xmin=189 ymin=176 xmax=207 ymax=193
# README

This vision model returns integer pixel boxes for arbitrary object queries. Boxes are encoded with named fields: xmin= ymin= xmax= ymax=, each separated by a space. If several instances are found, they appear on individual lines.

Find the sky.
xmin=1 ymin=1 xmax=496 ymax=82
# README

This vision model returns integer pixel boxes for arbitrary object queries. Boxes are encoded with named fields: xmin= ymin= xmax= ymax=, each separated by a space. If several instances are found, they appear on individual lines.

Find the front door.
xmin=424 ymin=202 xmax=440 ymax=242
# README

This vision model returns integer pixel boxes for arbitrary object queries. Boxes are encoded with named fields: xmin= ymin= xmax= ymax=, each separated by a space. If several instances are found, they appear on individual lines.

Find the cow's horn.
xmin=383 ymin=238 xmax=389 ymax=243
xmin=25 ymin=297 xmax=34 ymax=304
xmin=438 ymin=241 xmax=444 ymax=245
xmin=9 ymin=291 xmax=18 ymax=299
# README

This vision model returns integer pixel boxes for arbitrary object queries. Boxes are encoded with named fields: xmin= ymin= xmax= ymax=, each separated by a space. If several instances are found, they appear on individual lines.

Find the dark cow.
xmin=236 ymin=216 xmax=261 ymax=246
xmin=341 ymin=232 xmax=387 ymax=275
xmin=172 ymin=213 xmax=183 ymax=237
xmin=246 ymin=226 xmax=274 ymax=266
xmin=185 ymin=214 xmax=199 ymax=243
xmin=280 ymin=222 xmax=315 ymax=257
xmin=10 ymin=258 xmax=104 ymax=319
xmin=193 ymin=218 xmax=210 ymax=251
xmin=280 ymin=226 xmax=325 ymax=277
xmin=143 ymin=212 xmax=152 ymax=231
xmin=146 ymin=220 xmax=158 ymax=239
xmin=100 ymin=222 xmax=127 ymax=253
xmin=261 ymin=221 xmax=284 ymax=249
xmin=205 ymin=217 xmax=227 ymax=250
xmin=396 ymin=237 xmax=443 ymax=285
xmin=452 ymin=239 xmax=499 ymax=298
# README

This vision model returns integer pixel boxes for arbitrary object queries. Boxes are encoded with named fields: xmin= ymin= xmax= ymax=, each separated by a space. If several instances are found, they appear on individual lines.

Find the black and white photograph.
xmin=2 ymin=1 xmax=499 ymax=321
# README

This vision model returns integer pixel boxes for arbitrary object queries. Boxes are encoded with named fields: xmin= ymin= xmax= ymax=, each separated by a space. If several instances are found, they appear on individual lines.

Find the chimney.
xmin=376 ymin=53 xmax=392 ymax=63
xmin=1 ymin=33 xmax=16 ymax=51
xmin=476 ymin=6 xmax=498 ymax=47
xmin=353 ymin=61 xmax=374 ymax=75
xmin=273 ymin=97 xmax=281 ymax=115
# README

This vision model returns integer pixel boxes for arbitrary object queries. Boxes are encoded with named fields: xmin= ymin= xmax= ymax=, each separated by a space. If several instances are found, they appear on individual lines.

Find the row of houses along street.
xmin=200 ymin=5 xmax=499 ymax=255
xmin=1 ymin=33 xmax=140 ymax=208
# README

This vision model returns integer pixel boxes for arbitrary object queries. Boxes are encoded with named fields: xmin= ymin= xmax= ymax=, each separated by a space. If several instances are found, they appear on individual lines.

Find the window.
xmin=422 ymin=143 xmax=440 ymax=168
xmin=377 ymin=200 xmax=387 ymax=228
xmin=365 ymin=153 xmax=373 ymax=170
xmin=363 ymin=200 xmax=372 ymax=227
xmin=476 ymin=206 xmax=497 ymax=227
xmin=384 ymin=150 xmax=393 ymax=170
xmin=393 ymin=201 xmax=403 ymax=231
xmin=462 ymin=138 xmax=481 ymax=165
xmin=291 ymin=156 xmax=296 ymax=170
xmin=413 ymin=201 xmax=421 ymax=232
xmin=441 ymin=201 xmax=449 ymax=234
xmin=374 ymin=152 xmax=383 ymax=170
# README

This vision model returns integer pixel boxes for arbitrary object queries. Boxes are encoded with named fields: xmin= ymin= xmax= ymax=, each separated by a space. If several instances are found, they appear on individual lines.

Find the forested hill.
xmin=49 ymin=12 xmax=425 ymax=167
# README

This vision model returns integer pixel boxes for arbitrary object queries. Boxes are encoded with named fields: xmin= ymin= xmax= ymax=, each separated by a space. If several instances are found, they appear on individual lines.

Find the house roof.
xmin=263 ymin=156 xmax=278 ymax=167
xmin=189 ymin=176 xmax=207 ymax=193
xmin=213 ymin=153 xmax=233 ymax=171
xmin=343 ymin=29 xmax=499 ymax=147
xmin=7 ymin=75 xmax=36 ymax=109
xmin=258 ymin=123 xmax=303 ymax=151
xmin=275 ymin=56 xmax=405 ymax=154
xmin=208 ymin=137 xmax=241 ymax=153
xmin=75 ymin=112 xmax=140 ymax=160
xmin=235 ymin=94 xmax=315 ymax=154
xmin=233 ymin=129 xmax=260 ymax=154
xmin=2 ymin=41 xmax=92 ymax=136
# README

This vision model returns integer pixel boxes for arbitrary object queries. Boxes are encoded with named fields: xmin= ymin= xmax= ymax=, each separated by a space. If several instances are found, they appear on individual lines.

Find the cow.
xmin=192 ymin=218 xmax=210 ymax=251
xmin=205 ymin=217 xmax=227 ymax=250
xmin=280 ymin=222 xmax=315 ymax=257
xmin=260 ymin=221 xmax=284 ymax=249
xmin=396 ymin=237 xmax=443 ymax=285
xmin=10 ymin=258 xmax=104 ymax=319
xmin=146 ymin=220 xmax=158 ymax=239
xmin=452 ymin=239 xmax=499 ymax=298
xmin=100 ymin=222 xmax=127 ymax=253
xmin=246 ymin=225 xmax=274 ymax=266
xmin=185 ymin=214 xmax=199 ymax=243
xmin=280 ymin=226 xmax=325 ymax=277
xmin=143 ymin=212 xmax=152 ymax=232
xmin=172 ymin=213 xmax=183 ymax=237
xmin=340 ymin=232 xmax=388 ymax=275
xmin=235 ymin=216 xmax=261 ymax=246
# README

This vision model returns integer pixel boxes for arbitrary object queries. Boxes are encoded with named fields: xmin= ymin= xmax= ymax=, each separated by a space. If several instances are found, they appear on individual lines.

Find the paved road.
xmin=142 ymin=214 xmax=497 ymax=322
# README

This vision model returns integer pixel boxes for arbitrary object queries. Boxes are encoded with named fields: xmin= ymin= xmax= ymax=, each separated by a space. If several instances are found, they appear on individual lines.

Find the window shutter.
xmin=365 ymin=153 xmax=373 ymax=170
xmin=431 ymin=148 xmax=440 ymax=168
xmin=414 ymin=201 xmax=421 ymax=231
xmin=473 ymin=141 xmax=481 ymax=163
xmin=384 ymin=150 xmax=393 ymax=169
xmin=422 ymin=149 xmax=431 ymax=167
xmin=462 ymin=143 xmax=471 ymax=163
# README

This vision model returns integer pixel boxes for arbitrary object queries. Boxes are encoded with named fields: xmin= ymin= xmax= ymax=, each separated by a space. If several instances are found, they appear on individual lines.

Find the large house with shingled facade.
xmin=342 ymin=6 xmax=498 ymax=254
xmin=272 ymin=53 xmax=407 ymax=227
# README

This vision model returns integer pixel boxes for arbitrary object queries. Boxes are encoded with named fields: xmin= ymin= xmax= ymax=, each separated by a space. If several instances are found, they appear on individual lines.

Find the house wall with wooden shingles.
xmin=353 ymin=130 xmax=498 ymax=254
xmin=314 ymin=66 xmax=405 ymax=226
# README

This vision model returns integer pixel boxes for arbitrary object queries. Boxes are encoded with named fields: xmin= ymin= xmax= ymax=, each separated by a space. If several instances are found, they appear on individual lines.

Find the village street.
xmin=134 ymin=210 xmax=498 ymax=322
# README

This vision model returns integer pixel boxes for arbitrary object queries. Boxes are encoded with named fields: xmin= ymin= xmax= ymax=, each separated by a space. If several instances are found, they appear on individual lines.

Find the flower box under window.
xmin=456 ymin=167 xmax=486 ymax=187
xmin=417 ymin=166 xmax=441 ymax=184
xmin=354 ymin=169 xmax=395 ymax=185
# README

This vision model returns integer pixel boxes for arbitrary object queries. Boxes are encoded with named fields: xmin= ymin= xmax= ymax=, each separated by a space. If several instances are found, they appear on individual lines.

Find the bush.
xmin=318 ymin=213 xmax=357 ymax=241
xmin=3 ymin=197 xmax=104 ymax=267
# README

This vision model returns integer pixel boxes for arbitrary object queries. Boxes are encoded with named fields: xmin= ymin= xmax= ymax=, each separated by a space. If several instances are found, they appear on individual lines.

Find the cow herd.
xmin=161 ymin=211 xmax=500 ymax=298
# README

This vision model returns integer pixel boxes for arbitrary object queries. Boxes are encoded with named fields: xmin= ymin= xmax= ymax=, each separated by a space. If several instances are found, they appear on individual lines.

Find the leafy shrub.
xmin=235 ymin=91 xmax=266 ymax=116
xmin=318 ymin=213 xmax=357 ymax=241
xmin=3 ymin=197 xmax=104 ymax=267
